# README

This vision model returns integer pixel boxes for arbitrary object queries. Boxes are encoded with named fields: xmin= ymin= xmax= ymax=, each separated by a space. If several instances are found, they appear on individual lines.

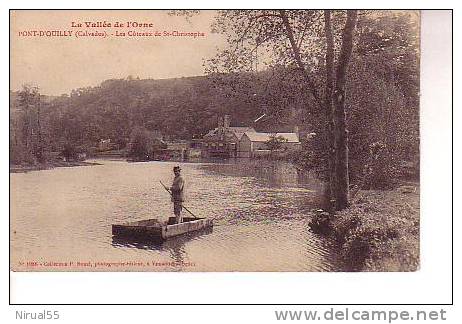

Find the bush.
xmin=329 ymin=189 xmax=419 ymax=271
xmin=61 ymin=143 xmax=78 ymax=161
xmin=128 ymin=126 xmax=154 ymax=161
xmin=10 ymin=142 xmax=37 ymax=165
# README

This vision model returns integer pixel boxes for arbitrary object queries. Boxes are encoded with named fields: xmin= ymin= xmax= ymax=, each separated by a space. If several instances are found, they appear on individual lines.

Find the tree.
xmin=347 ymin=11 xmax=420 ymax=187
xmin=16 ymin=84 xmax=44 ymax=163
xmin=265 ymin=135 xmax=288 ymax=152
xmin=331 ymin=10 xmax=358 ymax=210
xmin=128 ymin=126 xmax=153 ymax=161
xmin=207 ymin=10 xmax=359 ymax=211
xmin=61 ymin=142 xmax=78 ymax=162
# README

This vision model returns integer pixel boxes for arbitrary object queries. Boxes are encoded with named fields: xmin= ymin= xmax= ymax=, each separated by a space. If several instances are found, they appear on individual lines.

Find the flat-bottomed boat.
xmin=112 ymin=217 xmax=213 ymax=241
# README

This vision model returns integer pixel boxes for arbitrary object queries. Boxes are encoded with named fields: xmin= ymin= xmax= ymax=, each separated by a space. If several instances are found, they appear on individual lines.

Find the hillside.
xmin=10 ymin=69 xmax=312 ymax=155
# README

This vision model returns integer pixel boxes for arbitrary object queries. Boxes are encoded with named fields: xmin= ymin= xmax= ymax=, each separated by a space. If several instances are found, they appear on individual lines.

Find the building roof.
xmin=243 ymin=132 xmax=300 ymax=143
xmin=229 ymin=127 xmax=256 ymax=140
xmin=204 ymin=126 xmax=256 ymax=140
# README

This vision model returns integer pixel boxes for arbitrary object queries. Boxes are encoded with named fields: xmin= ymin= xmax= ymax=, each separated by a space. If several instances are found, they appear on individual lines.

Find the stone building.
xmin=202 ymin=115 xmax=255 ymax=158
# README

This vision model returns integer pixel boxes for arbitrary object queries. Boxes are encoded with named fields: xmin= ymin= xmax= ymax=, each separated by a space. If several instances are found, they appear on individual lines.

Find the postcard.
xmin=10 ymin=10 xmax=420 ymax=272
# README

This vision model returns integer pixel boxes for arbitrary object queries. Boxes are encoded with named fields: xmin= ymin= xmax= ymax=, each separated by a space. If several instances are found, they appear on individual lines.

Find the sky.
xmin=10 ymin=10 xmax=226 ymax=95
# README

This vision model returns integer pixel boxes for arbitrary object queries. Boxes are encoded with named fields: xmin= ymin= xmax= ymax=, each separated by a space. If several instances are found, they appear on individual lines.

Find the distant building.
xmin=202 ymin=115 xmax=256 ymax=158
xmin=201 ymin=115 xmax=304 ymax=158
xmin=238 ymin=132 xmax=301 ymax=158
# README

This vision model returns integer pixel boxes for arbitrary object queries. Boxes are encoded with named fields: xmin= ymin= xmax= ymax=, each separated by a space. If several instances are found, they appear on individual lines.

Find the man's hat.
xmin=173 ymin=166 xmax=181 ymax=171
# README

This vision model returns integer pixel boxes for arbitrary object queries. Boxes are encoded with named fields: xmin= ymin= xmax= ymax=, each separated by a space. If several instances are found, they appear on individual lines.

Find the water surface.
xmin=11 ymin=159 xmax=341 ymax=271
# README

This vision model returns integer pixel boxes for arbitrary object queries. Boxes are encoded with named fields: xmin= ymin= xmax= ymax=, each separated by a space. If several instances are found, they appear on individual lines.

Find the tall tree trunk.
xmin=324 ymin=10 xmax=336 ymax=213
xmin=334 ymin=10 xmax=358 ymax=210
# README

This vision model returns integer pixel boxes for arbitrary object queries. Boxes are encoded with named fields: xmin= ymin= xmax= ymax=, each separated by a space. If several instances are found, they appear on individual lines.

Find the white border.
xmin=3 ymin=3 xmax=454 ymax=308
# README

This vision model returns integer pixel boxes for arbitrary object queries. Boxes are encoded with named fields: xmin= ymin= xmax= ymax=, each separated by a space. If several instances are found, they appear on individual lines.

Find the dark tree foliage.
xmin=10 ymin=85 xmax=45 ymax=164
xmin=265 ymin=135 xmax=288 ymax=152
xmin=128 ymin=126 xmax=152 ymax=161
xmin=61 ymin=142 xmax=78 ymax=162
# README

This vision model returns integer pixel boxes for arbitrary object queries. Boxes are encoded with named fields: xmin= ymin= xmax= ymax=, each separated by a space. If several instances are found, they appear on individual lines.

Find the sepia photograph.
xmin=10 ymin=9 xmax=421 ymax=273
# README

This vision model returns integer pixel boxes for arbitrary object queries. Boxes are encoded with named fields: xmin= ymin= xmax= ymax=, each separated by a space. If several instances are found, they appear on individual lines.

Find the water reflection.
xmin=199 ymin=158 xmax=323 ymax=188
xmin=112 ymin=227 xmax=213 ymax=252
xmin=112 ymin=227 xmax=214 ymax=269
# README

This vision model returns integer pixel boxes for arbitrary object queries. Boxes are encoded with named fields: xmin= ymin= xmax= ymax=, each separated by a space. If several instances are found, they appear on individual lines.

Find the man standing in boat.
xmin=170 ymin=166 xmax=185 ymax=224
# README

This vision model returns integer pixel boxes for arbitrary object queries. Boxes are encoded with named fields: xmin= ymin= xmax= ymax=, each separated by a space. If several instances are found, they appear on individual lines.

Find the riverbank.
xmin=326 ymin=184 xmax=419 ymax=271
xmin=9 ymin=160 xmax=102 ymax=173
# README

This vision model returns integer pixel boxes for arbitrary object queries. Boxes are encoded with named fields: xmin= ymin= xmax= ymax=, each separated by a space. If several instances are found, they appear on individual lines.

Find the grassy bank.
xmin=9 ymin=160 xmax=102 ymax=173
xmin=322 ymin=184 xmax=419 ymax=271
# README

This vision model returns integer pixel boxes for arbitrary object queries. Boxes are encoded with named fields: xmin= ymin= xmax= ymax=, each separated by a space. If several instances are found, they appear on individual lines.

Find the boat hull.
xmin=112 ymin=217 xmax=213 ymax=241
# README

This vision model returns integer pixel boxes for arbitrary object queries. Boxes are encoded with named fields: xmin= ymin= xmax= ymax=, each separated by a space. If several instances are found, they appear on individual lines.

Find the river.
xmin=10 ymin=159 xmax=343 ymax=272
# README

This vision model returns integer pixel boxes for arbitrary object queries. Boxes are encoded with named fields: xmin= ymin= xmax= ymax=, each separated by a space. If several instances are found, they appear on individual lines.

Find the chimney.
xmin=224 ymin=115 xmax=230 ymax=130
xmin=293 ymin=125 xmax=300 ymax=136
xmin=217 ymin=116 xmax=224 ymax=139
xmin=218 ymin=116 xmax=224 ymax=128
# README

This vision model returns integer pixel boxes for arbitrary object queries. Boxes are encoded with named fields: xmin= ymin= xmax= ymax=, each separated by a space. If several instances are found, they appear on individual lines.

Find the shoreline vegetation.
xmin=310 ymin=182 xmax=419 ymax=271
